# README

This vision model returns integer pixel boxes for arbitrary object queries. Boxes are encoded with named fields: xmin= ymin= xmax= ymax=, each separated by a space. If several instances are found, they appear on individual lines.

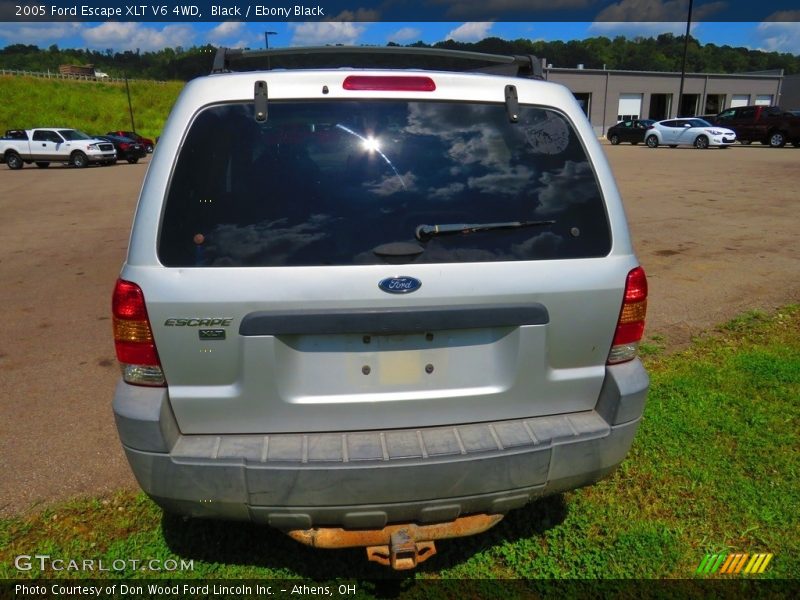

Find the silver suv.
xmin=112 ymin=47 xmax=649 ymax=569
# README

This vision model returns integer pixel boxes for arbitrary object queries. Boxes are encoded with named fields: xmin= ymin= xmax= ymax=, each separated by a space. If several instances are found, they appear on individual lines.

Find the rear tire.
xmin=609 ymin=134 xmax=620 ymax=145
xmin=769 ymin=131 xmax=786 ymax=148
xmin=71 ymin=151 xmax=89 ymax=168
xmin=646 ymin=135 xmax=659 ymax=148
xmin=6 ymin=152 xmax=23 ymax=170
xmin=35 ymin=161 xmax=50 ymax=168
xmin=694 ymin=135 xmax=709 ymax=149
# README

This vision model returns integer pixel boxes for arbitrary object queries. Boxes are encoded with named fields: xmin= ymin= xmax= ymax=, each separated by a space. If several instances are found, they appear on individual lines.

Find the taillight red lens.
xmin=113 ymin=280 xmax=148 ymax=320
xmin=343 ymin=75 xmax=436 ymax=92
xmin=624 ymin=266 xmax=648 ymax=302
xmin=112 ymin=279 xmax=165 ymax=385
xmin=608 ymin=267 xmax=648 ymax=364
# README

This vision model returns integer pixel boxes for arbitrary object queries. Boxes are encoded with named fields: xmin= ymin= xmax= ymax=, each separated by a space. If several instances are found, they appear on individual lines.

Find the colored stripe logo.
xmin=696 ymin=553 xmax=773 ymax=575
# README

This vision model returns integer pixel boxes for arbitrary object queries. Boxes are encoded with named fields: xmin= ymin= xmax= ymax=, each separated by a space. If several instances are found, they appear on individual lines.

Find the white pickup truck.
xmin=0 ymin=128 xmax=117 ymax=169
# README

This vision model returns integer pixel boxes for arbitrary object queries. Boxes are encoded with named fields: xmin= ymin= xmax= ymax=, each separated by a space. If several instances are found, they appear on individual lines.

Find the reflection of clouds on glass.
xmin=429 ymin=181 xmax=465 ymax=200
xmin=467 ymin=165 xmax=535 ymax=197
xmin=365 ymin=171 xmax=417 ymax=197
xmin=448 ymin=132 xmax=511 ymax=168
xmin=406 ymin=103 xmax=519 ymax=170
xmin=535 ymin=161 xmax=596 ymax=216
xmin=207 ymin=214 xmax=333 ymax=266
xmin=511 ymin=231 xmax=563 ymax=259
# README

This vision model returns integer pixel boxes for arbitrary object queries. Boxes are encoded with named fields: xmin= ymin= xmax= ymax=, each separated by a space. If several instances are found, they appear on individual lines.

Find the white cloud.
xmin=208 ymin=21 xmax=244 ymax=41
xmin=446 ymin=22 xmax=494 ymax=42
xmin=756 ymin=13 xmax=800 ymax=54
xmin=594 ymin=0 xmax=726 ymax=22
xmin=0 ymin=22 xmax=83 ymax=46
xmin=388 ymin=27 xmax=422 ymax=43
xmin=82 ymin=23 xmax=195 ymax=51
xmin=288 ymin=22 xmax=367 ymax=46
xmin=206 ymin=22 xmax=258 ymax=48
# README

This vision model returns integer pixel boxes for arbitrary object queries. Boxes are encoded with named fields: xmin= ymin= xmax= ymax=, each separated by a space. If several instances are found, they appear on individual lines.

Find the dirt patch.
xmin=1 ymin=144 xmax=798 ymax=516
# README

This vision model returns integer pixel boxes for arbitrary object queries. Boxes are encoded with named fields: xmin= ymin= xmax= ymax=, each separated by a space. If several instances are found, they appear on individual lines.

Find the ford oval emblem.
xmin=379 ymin=276 xmax=422 ymax=294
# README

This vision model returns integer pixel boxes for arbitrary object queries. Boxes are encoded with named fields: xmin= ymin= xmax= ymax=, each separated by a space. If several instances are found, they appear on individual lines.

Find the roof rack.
xmin=211 ymin=46 xmax=544 ymax=79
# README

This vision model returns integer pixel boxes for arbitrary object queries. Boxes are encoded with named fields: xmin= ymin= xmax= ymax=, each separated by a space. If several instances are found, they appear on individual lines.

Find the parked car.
xmin=112 ymin=46 xmax=649 ymax=570
xmin=644 ymin=118 xmax=736 ymax=149
xmin=713 ymin=105 xmax=800 ymax=147
xmin=0 ymin=128 xmax=116 ymax=168
xmin=95 ymin=134 xmax=147 ymax=164
xmin=606 ymin=119 xmax=656 ymax=145
xmin=107 ymin=130 xmax=156 ymax=153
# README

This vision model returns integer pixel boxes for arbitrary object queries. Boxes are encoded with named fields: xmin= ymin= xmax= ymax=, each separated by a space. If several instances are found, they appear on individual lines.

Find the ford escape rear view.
xmin=112 ymin=47 xmax=649 ymax=569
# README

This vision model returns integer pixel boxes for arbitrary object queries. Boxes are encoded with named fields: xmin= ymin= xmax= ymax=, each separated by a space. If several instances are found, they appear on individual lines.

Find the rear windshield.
xmin=159 ymin=100 xmax=610 ymax=267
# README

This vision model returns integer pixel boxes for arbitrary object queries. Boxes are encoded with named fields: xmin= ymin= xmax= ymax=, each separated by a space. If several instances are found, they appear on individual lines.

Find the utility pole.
xmin=264 ymin=31 xmax=277 ymax=69
xmin=124 ymin=72 xmax=136 ymax=132
xmin=677 ymin=0 xmax=694 ymax=117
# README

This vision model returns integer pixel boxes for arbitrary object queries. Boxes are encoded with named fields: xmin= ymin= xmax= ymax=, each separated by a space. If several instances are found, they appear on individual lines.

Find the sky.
xmin=0 ymin=21 xmax=798 ymax=57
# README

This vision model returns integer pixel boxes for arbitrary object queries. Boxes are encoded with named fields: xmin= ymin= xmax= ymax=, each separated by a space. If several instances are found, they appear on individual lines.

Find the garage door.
xmin=731 ymin=94 xmax=750 ymax=108
xmin=617 ymin=93 xmax=643 ymax=121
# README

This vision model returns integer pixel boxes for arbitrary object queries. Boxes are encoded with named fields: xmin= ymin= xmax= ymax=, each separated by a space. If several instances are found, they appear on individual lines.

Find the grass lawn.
xmin=1 ymin=306 xmax=798 ymax=590
xmin=0 ymin=76 xmax=183 ymax=140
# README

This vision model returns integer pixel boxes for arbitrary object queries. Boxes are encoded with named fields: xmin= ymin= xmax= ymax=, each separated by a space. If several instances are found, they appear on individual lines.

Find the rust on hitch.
xmin=285 ymin=513 xmax=504 ymax=570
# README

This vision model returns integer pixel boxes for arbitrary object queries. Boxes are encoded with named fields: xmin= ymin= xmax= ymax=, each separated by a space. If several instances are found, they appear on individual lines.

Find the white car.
xmin=644 ymin=118 xmax=737 ymax=149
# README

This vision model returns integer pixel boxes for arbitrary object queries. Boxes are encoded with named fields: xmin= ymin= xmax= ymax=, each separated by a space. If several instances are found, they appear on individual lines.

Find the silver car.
xmin=645 ymin=118 xmax=737 ymax=149
xmin=112 ymin=47 xmax=649 ymax=569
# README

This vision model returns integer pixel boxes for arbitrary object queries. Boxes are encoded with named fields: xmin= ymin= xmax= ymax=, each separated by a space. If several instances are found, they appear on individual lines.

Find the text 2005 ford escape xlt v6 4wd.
xmin=112 ymin=47 xmax=649 ymax=569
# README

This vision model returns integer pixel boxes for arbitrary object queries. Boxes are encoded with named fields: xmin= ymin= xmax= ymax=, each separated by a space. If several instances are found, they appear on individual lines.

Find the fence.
xmin=0 ymin=68 xmax=168 ymax=84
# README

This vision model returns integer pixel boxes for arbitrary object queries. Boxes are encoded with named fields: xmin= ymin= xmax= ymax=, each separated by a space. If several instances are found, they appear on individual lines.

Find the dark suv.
xmin=714 ymin=105 xmax=800 ymax=147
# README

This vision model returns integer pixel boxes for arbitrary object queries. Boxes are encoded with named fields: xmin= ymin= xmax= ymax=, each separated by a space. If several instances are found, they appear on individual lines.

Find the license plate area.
xmin=273 ymin=328 xmax=519 ymax=401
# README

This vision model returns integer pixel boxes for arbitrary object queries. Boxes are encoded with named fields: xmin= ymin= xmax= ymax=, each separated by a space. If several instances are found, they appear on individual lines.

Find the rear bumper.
xmin=114 ymin=360 xmax=648 ymax=527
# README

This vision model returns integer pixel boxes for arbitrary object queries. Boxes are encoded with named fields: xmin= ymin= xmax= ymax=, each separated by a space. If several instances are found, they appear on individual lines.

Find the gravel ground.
xmin=1 ymin=143 xmax=798 ymax=516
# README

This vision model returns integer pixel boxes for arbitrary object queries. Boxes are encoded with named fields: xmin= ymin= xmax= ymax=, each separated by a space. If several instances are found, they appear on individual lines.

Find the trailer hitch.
xmin=285 ymin=513 xmax=504 ymax=570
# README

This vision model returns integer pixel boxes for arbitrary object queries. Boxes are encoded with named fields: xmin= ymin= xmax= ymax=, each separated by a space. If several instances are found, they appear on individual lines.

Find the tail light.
xmin=112 ymin=279 xmax=165 ymax=386
xmin=343 ymin=75 xmax=436 ymax=92
xmin=607 ymin=267 xmax=648 ymax=364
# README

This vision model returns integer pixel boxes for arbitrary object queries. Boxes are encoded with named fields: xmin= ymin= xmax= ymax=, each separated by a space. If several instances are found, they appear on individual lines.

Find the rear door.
xmin=134 ymin=94 xmax=627 ymax=435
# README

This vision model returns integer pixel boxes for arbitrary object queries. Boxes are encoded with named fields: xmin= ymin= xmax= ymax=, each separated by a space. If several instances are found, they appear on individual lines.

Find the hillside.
xmin=0 ymin=76 xmax=184 ymax=139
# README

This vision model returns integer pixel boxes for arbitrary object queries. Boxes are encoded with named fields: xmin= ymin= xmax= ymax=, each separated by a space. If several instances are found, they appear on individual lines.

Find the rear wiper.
xmin=415 ymin=220 xmax=555 ymax=241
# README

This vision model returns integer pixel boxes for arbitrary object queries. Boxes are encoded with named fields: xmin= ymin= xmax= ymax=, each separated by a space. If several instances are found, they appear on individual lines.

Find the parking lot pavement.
xmin=1 ymin=146 xmax=798 ymax=516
